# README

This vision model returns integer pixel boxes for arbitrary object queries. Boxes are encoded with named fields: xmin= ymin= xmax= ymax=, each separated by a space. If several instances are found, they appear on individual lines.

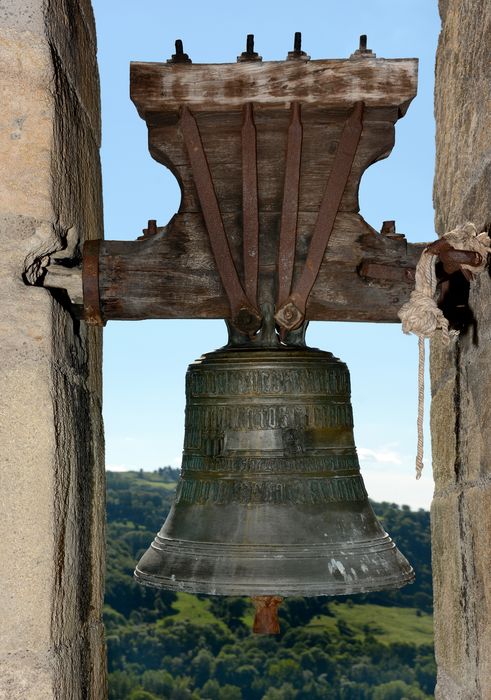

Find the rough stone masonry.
xmin=0 ymin=1 xmax=105 ymax=698
xmin=431 ymin=0 xmax=491 ymax=698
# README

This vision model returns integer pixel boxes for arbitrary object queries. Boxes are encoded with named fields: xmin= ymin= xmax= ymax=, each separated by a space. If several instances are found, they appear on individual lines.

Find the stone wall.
xmin=0 ymin=1 xmax=105 ymax=698
xmin=431 ymin=0 xmax=491 ymax=697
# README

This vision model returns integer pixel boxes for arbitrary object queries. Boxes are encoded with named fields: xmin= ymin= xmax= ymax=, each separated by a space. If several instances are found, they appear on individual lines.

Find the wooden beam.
xmin=130 ymin=58 xmax=418 ymax=117
xmin=87 ymin=53 xmax=422 ymax=327
xmin=97 ymin=214 xmax=425 ymax=323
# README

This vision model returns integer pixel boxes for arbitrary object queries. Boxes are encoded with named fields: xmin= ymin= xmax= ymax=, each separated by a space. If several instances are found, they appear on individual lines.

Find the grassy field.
xmin=164 ymin=594 xmax=433 ymax=646
xmin=307 ymin=602 xmax=433 ymax=646
xmin=120 ymin=471 xmax=178 ymax=491
xmin=163 ymin=592 xmax=228 ymax=629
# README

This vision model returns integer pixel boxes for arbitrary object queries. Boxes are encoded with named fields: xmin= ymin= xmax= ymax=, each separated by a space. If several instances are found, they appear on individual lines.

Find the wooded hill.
xmin=105 ymin=469 xmax=435 ymax=699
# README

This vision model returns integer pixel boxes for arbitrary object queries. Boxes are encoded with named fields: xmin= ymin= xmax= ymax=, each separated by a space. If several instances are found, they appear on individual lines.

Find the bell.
xmin=135 ymin=345 xmax=414 ymax=602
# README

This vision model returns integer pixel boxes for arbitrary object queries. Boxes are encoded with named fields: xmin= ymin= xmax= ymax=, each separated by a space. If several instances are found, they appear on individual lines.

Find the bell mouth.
xmin=134 ymin=532 xmax=415 ymax=597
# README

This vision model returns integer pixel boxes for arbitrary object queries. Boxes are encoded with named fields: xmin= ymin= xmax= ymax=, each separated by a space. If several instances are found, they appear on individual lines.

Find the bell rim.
xmin=133 ymin=566 xmax=415 ymax=597
xmin=135 ymin=532 xmax=415 ymax=597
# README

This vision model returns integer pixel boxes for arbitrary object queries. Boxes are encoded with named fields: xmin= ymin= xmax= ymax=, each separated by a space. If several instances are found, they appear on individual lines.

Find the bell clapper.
xmin=251 ymin=596 xmax=283 ymax=635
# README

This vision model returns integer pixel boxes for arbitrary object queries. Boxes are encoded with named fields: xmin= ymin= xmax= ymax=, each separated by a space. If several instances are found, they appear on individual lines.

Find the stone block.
xmin=431 ymin=494 xmax=467 ymax=684
xmin=0 ymin=1 xmax=105 ymax=697
xmin=457 ymin=357 xmax=490 ymax=483
xmin=432 ymin=0 xmax=491 ymax=693
xmin=46 ymin=0 xmax=101 ymax=141
xmin=430 ymin=375 xmax=457 ymax=492
xmin=0 ymin=30 xmax=54 ymax=221
xmin=0 ymin=344 xmax=55 ymax=652
xmin=0 ymin=655 xmax=54 ymax=700
xmin=433 ymin=0 xmax=491 ymax=234
xmin=50 ymin=70 xmax=103 ymax=239
xmin=0 ymin=0 xmax=45 ymax=32
xmin=464 ymin=485 xmax=491 ymax=697
xmin=430 ymin=333 xmax=457 ymax=397
xmin=431 ymin=482 xmax=491 ymax=698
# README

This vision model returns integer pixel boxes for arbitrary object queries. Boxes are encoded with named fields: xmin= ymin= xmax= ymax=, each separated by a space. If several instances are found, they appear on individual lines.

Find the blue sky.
xmin=93 ymin=0 xmax=441 ymax=509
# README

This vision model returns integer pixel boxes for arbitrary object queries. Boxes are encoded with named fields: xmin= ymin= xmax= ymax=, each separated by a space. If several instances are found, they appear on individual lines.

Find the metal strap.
xmin=275 ymin=101 xmax=364 ymax=331
xmin=180 ymin=107 xmax=261 ymax=334
xmin=277 ymin=102 xmax=303 ymax=308
xmin=82 ymin=239 xmax=105 ymax=326
xmin=242 ymin=103 xmax=259 ymax=307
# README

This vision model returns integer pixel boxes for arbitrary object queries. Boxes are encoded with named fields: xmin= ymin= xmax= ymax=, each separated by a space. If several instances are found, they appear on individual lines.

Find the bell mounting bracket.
xmin=81 ymin=34 xmax=427 ymax=333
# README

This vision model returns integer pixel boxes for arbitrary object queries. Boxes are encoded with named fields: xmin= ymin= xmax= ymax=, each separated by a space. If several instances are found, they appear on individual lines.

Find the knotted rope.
xmin=398 ymin=222 xmax=490 ymax=479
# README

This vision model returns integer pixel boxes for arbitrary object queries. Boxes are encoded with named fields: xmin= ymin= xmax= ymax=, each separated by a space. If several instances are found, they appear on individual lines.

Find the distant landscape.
xmin=105 ymin=470 xmax=435 ymax=699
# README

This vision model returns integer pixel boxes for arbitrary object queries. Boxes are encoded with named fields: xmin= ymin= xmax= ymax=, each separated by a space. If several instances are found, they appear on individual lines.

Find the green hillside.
xmin=105 ymin=469 xmax=435 ymax=699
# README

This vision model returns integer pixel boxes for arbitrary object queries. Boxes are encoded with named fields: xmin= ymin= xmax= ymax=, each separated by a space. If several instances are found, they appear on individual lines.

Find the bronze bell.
xmin=135 ymin=344 xmax=414 ymax=609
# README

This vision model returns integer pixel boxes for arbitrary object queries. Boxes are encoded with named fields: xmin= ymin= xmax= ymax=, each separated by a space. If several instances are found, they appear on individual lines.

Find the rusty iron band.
xmin=180 ymin=106 xmax=261 ymax=335
xmin=242 ymin=103 xmax=260 ymax=307
xmin=277 ymin=101 xmax=303 ymax=308
xmin=426 ymin=238 xmax=484 ymax=280
xmin=82 ymin=239 xmax=105 ymax=326
xmin=275 ymin=101 xmax=365 ymax=332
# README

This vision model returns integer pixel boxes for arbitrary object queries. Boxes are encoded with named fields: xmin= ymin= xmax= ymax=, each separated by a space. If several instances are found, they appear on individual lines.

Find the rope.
xmin=416 ymin=337 xmax=424 ymax=480
xmin=398 ymin=222 xmax=490 ymax=479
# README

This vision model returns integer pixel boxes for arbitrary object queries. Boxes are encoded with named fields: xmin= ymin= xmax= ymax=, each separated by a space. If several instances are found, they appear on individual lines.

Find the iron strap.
xmin=82 ymin=239 xmax=105 ymax=326
xmin=242 ymin=103 xmax=260 ymax=307
xmin=275 ymin=101 xmax=365 ymax=331
xmin=180 ymin=106 xmax=261 ymax=335
xmin=277 ymin=102 xmax=303 ymax=309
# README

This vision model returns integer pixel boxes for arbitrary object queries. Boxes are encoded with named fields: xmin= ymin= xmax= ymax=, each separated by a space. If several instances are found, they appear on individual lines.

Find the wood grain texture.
xmin=96 ymin=56 xmax=420 ymax=324
xmin=98 ymin=213 xmax=425 ymax=322
xmin=130 ymin=58 xmax=418 ymax=115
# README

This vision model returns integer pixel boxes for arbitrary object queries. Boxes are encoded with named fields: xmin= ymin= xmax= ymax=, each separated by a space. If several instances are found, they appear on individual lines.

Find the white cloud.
xmin=356 ymin=443 xmax=434 ymax=509
xmin=362 ymin=466 xmax=434 ymax=511
xmin=357 ymin=445 xmax=403 ymax=465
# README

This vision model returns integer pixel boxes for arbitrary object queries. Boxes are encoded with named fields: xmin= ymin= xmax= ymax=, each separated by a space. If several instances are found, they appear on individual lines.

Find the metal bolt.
xmin=287 ymin=31 xmax=310 ymax=61
xmin=238 ymin=34 xmax=262 ymax=62
xmin=350 ymin=34 xmax=374 ymax=59
xmin=381 ymin=220 xmax=396 ymax=235
xmin=167 ymin=39 xmax=192 ymax=64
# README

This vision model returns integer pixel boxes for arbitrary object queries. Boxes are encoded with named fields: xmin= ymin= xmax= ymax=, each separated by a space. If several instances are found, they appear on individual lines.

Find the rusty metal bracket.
xmin=82 ymin=239 xmax=105 ymax=326
xmin=277 ymin=102 xmax=303 ymax=309
xmin=426 ymin=239 xmax=483 ymax=281
xmin=252 ymin=595 xmax=283 ymax=635
xmin=275 ymin=101 xmax=365 ymax=332
xmin=137 ymin=219 xmax=158 ymax=241
xmin=358 ymin=261 xmax=416 ymax=284
xmin=242 ymin=103 xmax=259 ymax=307
xmin=180 ymin=106 xmax=262 ymax=335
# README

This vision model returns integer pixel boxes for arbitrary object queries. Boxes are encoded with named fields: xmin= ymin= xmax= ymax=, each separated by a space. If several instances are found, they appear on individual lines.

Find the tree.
xmin=262 ymin=684 xmax=297 ymax=700
xmin=191 ymin=649 xmax=214 ymax=686
xmin=373 ymin=680 xmax=430 ymax=700
xmin=127 ymin=690 xmax=160 ymax=700
xmin=141 ymin=669 xmax=175 ymax=696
